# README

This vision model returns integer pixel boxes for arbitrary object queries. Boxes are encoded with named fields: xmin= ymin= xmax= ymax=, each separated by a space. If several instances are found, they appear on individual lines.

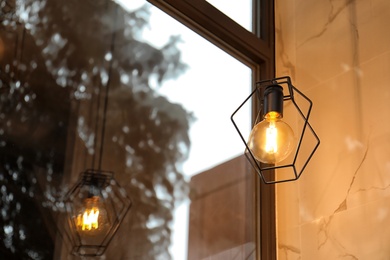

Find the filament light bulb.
xmin=75 ymin=196 xmax=109 ymax=236
xmin=78 ymin=206 xmax=99 ymax=231
xmin=248 ymin=112 xmax=295 ymax=164
xmin=247 ymin=85 xmax=295 ymax=164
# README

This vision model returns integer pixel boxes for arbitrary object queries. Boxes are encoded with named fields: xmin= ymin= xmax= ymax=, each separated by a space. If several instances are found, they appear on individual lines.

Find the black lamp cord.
xmin=91 ymin=4 xmax=119 ymax=171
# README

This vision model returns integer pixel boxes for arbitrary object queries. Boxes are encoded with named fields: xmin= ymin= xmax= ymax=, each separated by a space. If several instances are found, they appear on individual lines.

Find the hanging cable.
xmin=97 ymin=5 xmax=119 ymax=171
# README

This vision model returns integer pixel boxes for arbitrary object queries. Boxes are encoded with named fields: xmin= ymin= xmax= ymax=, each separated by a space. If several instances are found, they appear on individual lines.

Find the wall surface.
xmin=275 ymin=0 xmax=390 ymax=259
xmin=188 ymin=155 xmax=256 ymax=260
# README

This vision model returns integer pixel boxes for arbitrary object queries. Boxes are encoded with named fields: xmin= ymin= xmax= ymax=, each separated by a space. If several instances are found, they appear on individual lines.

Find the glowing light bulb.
xmin=78 ymin=207 xmax=99 ymax=231
xmin=75 ymin=196 xmax=109 ymax=236
xmin=248 ymin=111 xmax=295 ymax=164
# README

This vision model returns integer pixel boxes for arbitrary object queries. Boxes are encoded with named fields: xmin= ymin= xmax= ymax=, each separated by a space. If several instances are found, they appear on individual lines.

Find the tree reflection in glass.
xmin=0 ymin=0 xmax=191 ymax=259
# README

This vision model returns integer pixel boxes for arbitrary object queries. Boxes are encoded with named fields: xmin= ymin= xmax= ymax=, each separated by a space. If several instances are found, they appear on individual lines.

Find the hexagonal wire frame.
xmin=53 ymin=5 xmax=132 ymax=255
xmin=61 ymin=169 xmax=132 ymax=256
xmin=231 ymin=76 xmax=320 ymax=184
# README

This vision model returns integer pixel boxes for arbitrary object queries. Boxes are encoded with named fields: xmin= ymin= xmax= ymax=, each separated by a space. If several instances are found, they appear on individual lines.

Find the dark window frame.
xmin=147 ymin=1 xmax=276 ymax=259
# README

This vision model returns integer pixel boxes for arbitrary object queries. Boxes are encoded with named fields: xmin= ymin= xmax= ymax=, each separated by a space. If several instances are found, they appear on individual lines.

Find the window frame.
xmin=147 ymin=0 xmax=276 ymax=259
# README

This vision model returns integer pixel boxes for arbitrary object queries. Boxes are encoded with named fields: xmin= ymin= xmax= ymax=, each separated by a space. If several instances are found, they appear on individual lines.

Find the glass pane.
xmin=0 ymin=0 xmax=253 ymax=259
xmin=137 ymin=4 xmax=254 ymax=260
xmin=206 ymin=0 xmax=253 ymax=32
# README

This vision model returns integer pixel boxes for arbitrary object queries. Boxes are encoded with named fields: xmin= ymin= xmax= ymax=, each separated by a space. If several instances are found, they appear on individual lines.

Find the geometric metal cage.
xmin=231 ymin=76 xmax=320 ymax=184
xmin=58 ymin=169 xmax=132 ymax=256
xmin=54 ymin=9 xmax=133 ymax=255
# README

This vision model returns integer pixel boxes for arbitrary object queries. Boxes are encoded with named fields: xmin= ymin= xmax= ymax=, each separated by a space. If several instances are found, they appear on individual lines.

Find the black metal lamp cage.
xmin=59 ymin=169 xmax=133 ymax=256
xmin=231 ymin=76 xmax=320 ymax=184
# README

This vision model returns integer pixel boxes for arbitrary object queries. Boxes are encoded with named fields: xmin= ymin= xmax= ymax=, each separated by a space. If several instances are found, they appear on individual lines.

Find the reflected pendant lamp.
xmin=59 ymin=6 xmax=132 ymax=256
xmin=60 ymin=66 xmax=133 ymax=256
xmin=62 ymin=169 xmax=132 ymax=256
xmin=231 ymin=76 xmax=320 ymax=184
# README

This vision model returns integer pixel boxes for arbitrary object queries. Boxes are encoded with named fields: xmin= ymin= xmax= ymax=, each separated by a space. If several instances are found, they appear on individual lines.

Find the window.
xmin=147 ymin=0 xmax=276 ymax=259
xmin=205 ymin=0 xmax=252 ymax=31
xmin=0 ymin=0 xmax=275 ymax=259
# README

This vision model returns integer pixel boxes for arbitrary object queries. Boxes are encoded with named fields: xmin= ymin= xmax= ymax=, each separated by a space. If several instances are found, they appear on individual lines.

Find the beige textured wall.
xmin=275 ymin=0 xmax=390 ymax=259
xmin=188 ymin=155 xmax=256 ymax=259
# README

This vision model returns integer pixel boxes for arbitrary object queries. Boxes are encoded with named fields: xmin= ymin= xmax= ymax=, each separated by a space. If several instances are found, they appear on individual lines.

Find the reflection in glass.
xmin=75 ymin=196 xmax=108 ymax=233
xmin=135 ymin=3 xmax=253 ymax=259
xmin=0 ymin=0 xmax=253 ymax=259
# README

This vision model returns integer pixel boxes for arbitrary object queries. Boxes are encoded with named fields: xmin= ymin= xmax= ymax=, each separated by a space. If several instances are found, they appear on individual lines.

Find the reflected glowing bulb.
xmin=75 ymin=196 xmax=109 ymax=236
xmin=247 ymin=85 xmax=295 ymax=164
xmin=78 ymin=208 xmax=99 ymax=231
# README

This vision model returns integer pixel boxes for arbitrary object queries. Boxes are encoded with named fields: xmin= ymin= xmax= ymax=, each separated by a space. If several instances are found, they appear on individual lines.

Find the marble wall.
xmin=275 ymin=0 xmax=390 ymax=259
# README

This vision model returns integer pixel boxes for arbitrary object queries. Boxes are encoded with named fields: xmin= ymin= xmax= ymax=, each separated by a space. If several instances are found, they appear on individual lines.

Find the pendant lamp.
xmin=231 ymin=76 xmax=320 ymax=184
